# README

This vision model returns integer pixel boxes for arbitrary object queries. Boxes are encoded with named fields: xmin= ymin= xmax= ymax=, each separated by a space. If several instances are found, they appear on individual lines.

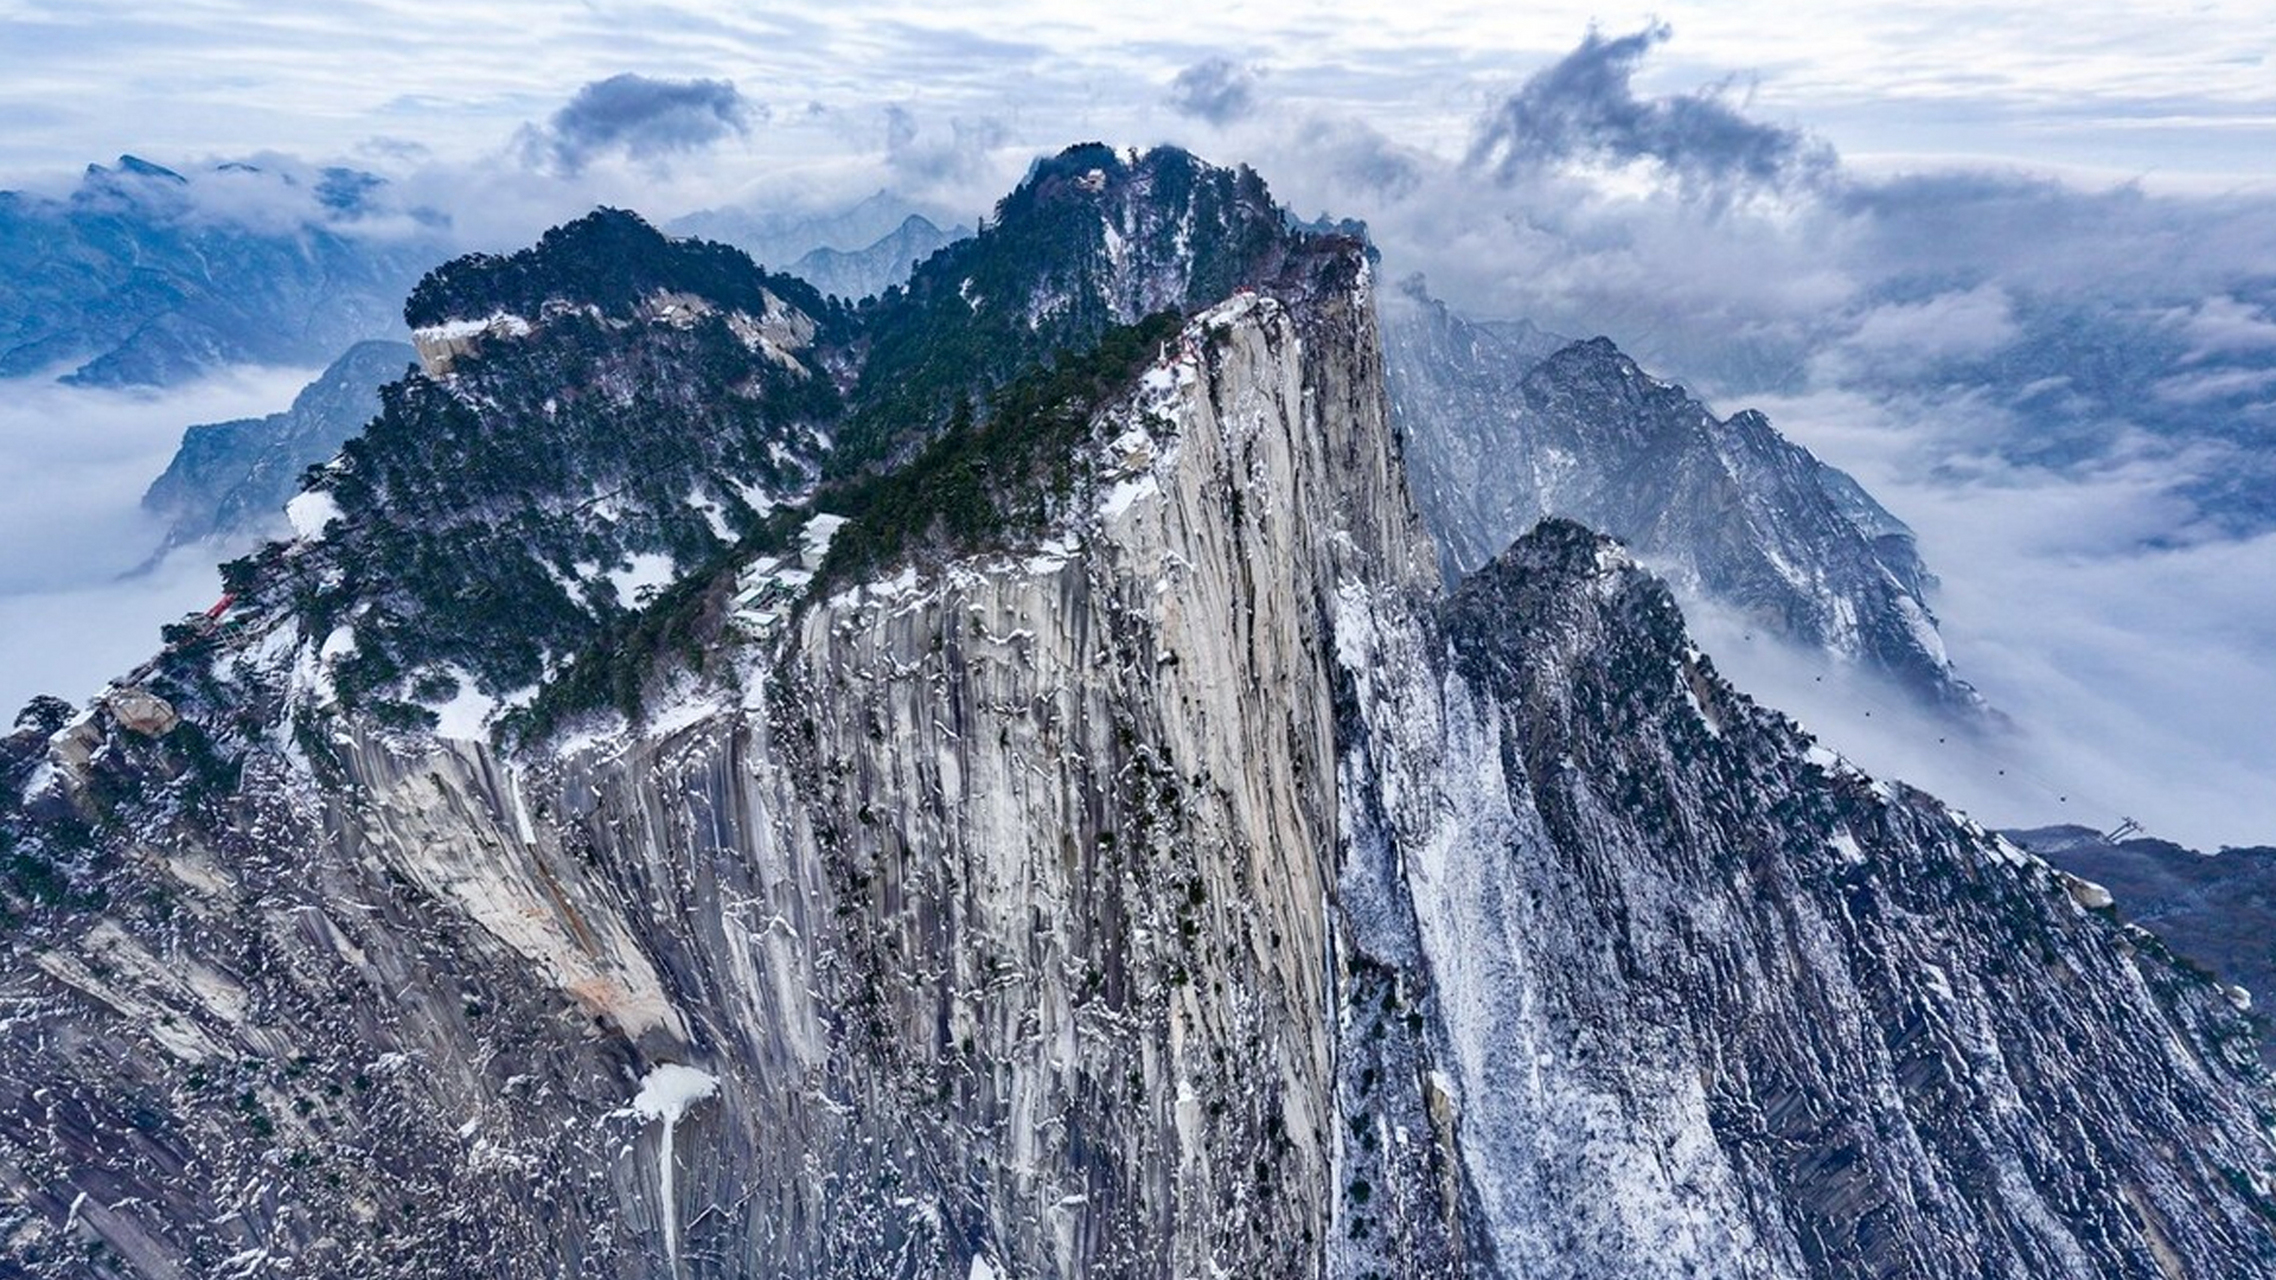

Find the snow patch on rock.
xmin=609 ymin=552 xmax=677 ymax=607
xmin=426 ymin=669 xmax=497 ymax=740
xmin=798 ymin=513 xmax=846 ymax=570
xmin=632 ymin=1064 xmax=719 ymax=1270
xmin=286 ymin=490 xmax=341 ymax=540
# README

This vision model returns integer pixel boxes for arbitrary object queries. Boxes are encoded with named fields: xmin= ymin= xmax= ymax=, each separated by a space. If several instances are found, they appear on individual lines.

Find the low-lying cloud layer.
xmin=0 ymin=368 xmax=313 ymax=719
xmin=1687 ymin=425 xmax=2276 ymax=852
xmin=1206 ymin=26 xmax=2276 ymax=847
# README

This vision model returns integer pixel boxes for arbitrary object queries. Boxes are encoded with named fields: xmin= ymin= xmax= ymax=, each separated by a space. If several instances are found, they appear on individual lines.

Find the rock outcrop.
xmin=1336 ymin=516 xmax=2274 ymax=1275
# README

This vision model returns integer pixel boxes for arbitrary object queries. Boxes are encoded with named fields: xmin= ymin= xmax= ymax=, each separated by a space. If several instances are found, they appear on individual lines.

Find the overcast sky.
xmin=3 ymin=4 xmax=2271 ymax=847
xmin=4 ymin=1 xmax=2272 ymax=196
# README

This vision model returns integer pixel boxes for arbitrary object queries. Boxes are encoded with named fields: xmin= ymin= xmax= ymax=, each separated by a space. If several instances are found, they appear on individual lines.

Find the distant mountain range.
xmin=669 ymin=188 xmax=970 ymax=294
xmin=785 ymin=213 xmax=969 ymax=302
xmin=0 ymin=156 xmax=442 ymax=387
xmin=140 ymin=339 xmax=414 ymax=556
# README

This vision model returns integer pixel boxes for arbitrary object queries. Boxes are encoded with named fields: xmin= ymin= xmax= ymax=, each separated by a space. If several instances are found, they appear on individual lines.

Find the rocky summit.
xmin=1381 ymin=278 xmax=1981 ymax=719
xmin=1 ymin=146 xmax=2271 ymax=1277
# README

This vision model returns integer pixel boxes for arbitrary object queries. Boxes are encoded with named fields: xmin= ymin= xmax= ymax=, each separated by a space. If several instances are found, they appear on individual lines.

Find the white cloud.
xmin=2152 ymin=366 xmax=2276 ymax=406
xmin=0 ymin=367 xmax=310 ymax=715
xmin=2169 ymin=294 xmax=2276 ymax=362
xmin=0 ymin=550 xmax=225 ymax=722
xmin=3 ymin=2 xmax=2273 ymax=189
xmin=1733 ymin=384 xmax=2276 ymax=849
xmin=1829 ymin=285 xmax=2019 ymax=372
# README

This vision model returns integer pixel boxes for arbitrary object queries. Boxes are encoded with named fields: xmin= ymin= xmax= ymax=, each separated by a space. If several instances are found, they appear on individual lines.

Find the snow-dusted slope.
xmin=260 ymin=208 xmax=849 ymax=727
xmin=1336 ymin=517 xmax=2274 ymax=1275
xmin=0 ymin=237 xmax=1427 ymax=1276
xmin=141 ymin=339 xmax=415 ymax=556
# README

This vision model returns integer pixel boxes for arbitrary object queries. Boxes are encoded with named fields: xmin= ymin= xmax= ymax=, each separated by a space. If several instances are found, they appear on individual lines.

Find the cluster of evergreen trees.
xmin=222 ymin=147 xmax=1314 ymax=739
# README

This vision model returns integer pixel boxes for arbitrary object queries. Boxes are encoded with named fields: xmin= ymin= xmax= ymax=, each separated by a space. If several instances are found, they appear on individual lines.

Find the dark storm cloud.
xmin=524 ymin=74 xmax=756 ymax=175
xmin=1167 ymin=58 xmax=1260 ymax=126
xmin=1468 ymin=24 xmax=1832 ymax=196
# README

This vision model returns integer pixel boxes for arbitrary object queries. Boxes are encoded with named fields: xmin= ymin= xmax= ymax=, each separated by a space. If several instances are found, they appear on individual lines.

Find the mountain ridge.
xmin=1382 ymin=277 xmax=1981 ymax=717
xmin=787 ymin=213 xmax=969 ymax=303
xmin=0 ymin=156 xmax=439 ymax=387
xmin=140 ymin=339 xmax=416 ymax=558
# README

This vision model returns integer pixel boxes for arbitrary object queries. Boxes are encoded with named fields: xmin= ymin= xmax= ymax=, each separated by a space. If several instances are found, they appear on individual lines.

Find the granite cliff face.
xmin=1337 ymin=518 xmax=2274 ymax=1275
xmin=2 ymin=149 xmax=2273 ymax=1278
xmin=2017 ymin=825 xmax=2276 ymax=1063
xmin=0 ymin=151 xmax=1406 ymax=1277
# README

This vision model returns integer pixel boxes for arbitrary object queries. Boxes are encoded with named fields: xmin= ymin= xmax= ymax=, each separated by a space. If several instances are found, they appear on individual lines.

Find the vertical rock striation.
xmin=0 ymin=232 xmax=1439 ymax=1277
xmin=1334 ymin=516 xmax=2275 ymax=1276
